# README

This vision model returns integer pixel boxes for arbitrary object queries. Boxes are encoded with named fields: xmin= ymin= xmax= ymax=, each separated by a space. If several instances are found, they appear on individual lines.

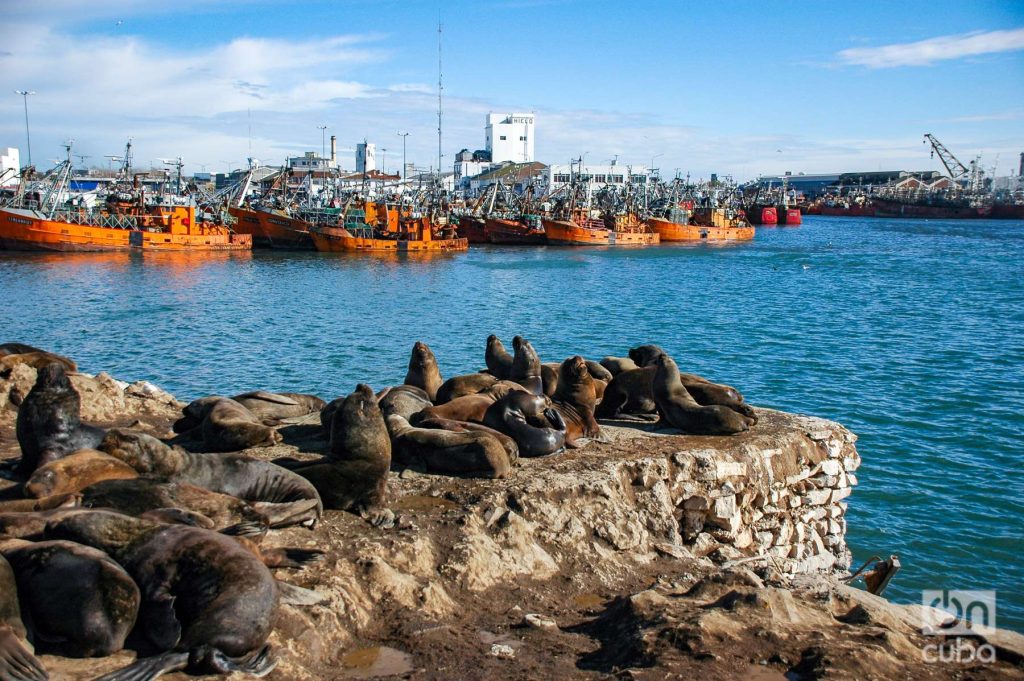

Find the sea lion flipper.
xmin=250 ymin=499 xmax=321 ymax=529
xmin=259 ymin=547 xmax=325 ymax=569
xmin=359 ymin=506 xmax=395 ymax=528
xmin=0 ymin=626 xmax=48 ymax=681
xmin=202 ymin=644 xmax=276 ymax=676
xmin=276 ymin=581 xmax=328 ymax=607
xmin=94 ymin=650 xmax=189 ymax=681
xmin=140 ymin=592 xmax=182 ymax=652
xmin=236 ymin=391 xmax=299 ymax=406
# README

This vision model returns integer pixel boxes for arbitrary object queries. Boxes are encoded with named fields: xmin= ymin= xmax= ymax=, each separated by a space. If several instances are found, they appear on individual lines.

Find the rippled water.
xmin=2 ymin=216 xmax=1022 ymax=630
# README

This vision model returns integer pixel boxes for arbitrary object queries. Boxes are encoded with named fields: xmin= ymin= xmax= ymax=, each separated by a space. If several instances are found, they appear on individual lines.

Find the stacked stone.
xmin=672 ymin=423 xmax=861 ymax=575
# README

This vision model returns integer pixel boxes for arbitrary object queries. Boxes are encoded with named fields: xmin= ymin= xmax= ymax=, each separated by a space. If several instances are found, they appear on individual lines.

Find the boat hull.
xmin=746 ymin=205 xmax=778 ymax=225
xmin=310 ymin=226 xmax=468 ymax=253
xmin=647 ymin=217 xmax=754 ymax=241
xmin=0 ymin=207 xmax=251 ymax=252
xmin=777 ymin=207 xmax=802 ymax=226
xmin=456 ymin=216 xmax=488 ymax=244
xmin=542 ymin=219 xmax=659 ymax=246
xmin=484 ymin=217 xmax=546 ymax=245
xmin=229 ymin=207 xmax=314 ymax=249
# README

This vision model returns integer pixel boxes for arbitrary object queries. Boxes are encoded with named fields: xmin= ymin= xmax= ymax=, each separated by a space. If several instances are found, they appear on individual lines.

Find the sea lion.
xmin=173 ymin=397 xmax=282 ymax=452
xmin=23 ymin=449 xmax=138 ymax=499
xmin=387 ymin=414 xmax=512 ymax=478
xmin=0 ymin=493 xmax=80 ymax=513
xmin=15 ymin=363 xmax=105 ymax=477
xmin=485 ymin=335 xmax=514 ymax=379
xmin=540 ymin=363 xmax=559 ymax=397
xmin=551 ymin=356 xmax=602 ymax=446
xmin=483 ymin=390 xmax=566 ymax=457
xmin=0 ymin=554 xmax=47 ymax=681
xmin=47 ymin=510 xmax=279 ymax=680
xmin=628 ymin=344 xmax=668 ymax=368
xmin=0 ymin=352 xmax=77 ymax=375
xmin=377 ymin=385 xmax=433 ymax=421
xmin=600 ymin=356 xmax=639 ymax=376
xmin=100 ymin=429 xmax=321 ymax=527
xmin=403 ymin=341 xmax=443 ymax=402
xmin=652 ymin=354 xmax=754 ymax=435
xmin=80 ymin=479 xmax=268 ymax=530
xmin=230 ymin=391 xmax=326 ymax=422
xmin=595 ymin=367 xmax=659 ymax=419
xmin=411 ymin=392 xmax=497 ymax=427
xmin=593 ymin=378 xmax=607 ymax=402
xmin=0 ymin=538 xmax=140 ymax=658
xmin=291 ymin=385 xmax=391 ymax=516
xmin=412 ymin=416 xmax=520 ymax=463
xmin=510 ymin=336 xmax=543 ymax=395
xmin=434 ymin=373 xmax=500 ymax=405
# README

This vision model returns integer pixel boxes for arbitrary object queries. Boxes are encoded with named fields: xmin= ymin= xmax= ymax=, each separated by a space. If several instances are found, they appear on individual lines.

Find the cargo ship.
xmin=0 ymin=145 xmax=250 ymax=253
xmin=648 ymin=202 xmax=754 ymax=242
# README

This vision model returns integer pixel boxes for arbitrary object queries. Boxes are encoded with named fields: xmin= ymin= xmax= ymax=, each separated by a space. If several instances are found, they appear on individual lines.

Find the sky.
xmin=1 ymin=0 xmax=1022 ymax=181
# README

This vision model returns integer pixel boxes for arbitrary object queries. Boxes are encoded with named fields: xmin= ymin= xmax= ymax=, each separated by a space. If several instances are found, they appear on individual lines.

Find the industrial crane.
xmin=923 ymin=134 xmax=969 ymax=180
xmin=923 ymin=133 xmax=984 ymax=193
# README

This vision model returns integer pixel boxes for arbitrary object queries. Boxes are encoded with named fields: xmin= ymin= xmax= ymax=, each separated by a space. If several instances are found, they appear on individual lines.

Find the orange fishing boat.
xmin=543 ymin=208 xmax=658 ymax=246
xmin=0 ymin=203 xmax=251 ymax=252
xmin=228 ymin=205 xmax=314 ymax=249
xmin=310 ymin=203 xmax=467 ymax=253
xmin=648 ymin=202 xmax=754 ymax=241
xmin=484 ymin=214 xmax=546 ymax=245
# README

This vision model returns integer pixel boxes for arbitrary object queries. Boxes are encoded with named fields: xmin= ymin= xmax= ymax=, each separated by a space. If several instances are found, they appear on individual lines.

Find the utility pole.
xmin=317 ymin=125 xmax=328 ymax=162
xmin=398 ymin=132 xmax=410 ymax=185
xmin=14 ymin=90 xmax=35 ymax=168
xmin=437 ymin=19 xmax=443 ymax=189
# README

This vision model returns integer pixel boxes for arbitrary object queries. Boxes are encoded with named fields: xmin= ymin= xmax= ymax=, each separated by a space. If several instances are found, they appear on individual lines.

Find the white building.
xmin=1 ymin=147 xmax=20 ymax=186
xmin=288 ymin=151 xmax=334 ymax=172
xmin=356 ymin=142 xmax=376 ymax=173
xmin=485 ymin=113 xmax=535 ymax=164
xmin=545 ymin=163 xmax=651 ymax=192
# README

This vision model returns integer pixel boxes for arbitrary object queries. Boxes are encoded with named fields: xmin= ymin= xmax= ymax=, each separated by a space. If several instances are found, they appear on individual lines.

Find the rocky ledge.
xmin=2 ymin=366 xmax=1022 ymax=680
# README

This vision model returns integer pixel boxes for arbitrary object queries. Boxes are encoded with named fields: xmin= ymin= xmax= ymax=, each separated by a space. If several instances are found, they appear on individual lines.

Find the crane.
xmin=923 ymin=134 xmax=969 ymax=180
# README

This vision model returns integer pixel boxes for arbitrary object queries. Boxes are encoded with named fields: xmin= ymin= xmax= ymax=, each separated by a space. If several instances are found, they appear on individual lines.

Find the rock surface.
xmin=1 ymin=369 xmax=1021 ymax=679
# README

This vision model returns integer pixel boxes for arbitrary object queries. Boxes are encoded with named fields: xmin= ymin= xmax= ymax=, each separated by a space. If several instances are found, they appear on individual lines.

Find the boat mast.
xmin=436 ymin=18 xmax=443 ymax=194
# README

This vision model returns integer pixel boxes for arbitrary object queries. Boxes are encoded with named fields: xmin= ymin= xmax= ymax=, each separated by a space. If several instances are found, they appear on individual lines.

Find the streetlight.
xmin=14 ymin=90 xmax=35 ymax=168
xmin=381 ymin=148 xmax=387 ymax=175
xmin=317 ymin=125 xmax=328 ymax=162
xmin=397 ymin=132 xmax=410 ymax=183
xmin=651 ymin=153 xmax=664 ymax=180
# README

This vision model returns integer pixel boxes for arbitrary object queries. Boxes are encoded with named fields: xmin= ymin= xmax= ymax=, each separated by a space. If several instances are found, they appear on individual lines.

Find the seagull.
xmin=115 ymin=20 xmax=123 ymax=26
xmin=802 ymin=264 xmax=811 ymax=271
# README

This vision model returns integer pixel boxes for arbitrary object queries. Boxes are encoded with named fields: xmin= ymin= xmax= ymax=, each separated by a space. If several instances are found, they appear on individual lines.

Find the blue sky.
xmin=1 ymin=0 xmax=1022 ymax=180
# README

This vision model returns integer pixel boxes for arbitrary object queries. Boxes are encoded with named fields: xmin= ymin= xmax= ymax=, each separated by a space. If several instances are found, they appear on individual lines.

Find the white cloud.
xmin=838 ymin=28 xmax=1024 ymax=68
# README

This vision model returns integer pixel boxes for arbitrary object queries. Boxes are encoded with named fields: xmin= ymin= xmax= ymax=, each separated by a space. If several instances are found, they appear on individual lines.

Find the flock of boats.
xmin=0 ymin=143 xmax=774 ymax=255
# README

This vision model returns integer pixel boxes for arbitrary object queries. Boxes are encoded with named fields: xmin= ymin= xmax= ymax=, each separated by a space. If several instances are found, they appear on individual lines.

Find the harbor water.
xmin=1 ymin=215 xmax=1021 ymax=631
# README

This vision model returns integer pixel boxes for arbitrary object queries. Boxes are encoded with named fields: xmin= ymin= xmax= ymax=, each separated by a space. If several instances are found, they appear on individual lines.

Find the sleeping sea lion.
xmin=377 ymin=385 xmax=433 ymax=421
xmin=172 ymin=397 xmax=282 ymax=452
xmin=600 ymin=356 xmax=639 ymax=376
xmin=485 ymin=335 xmax=514 ymax=380
xmin=15 ymin=363 xmax=105 ymax=477
xmin=230 ymin=391 xmax=326 ymax=422
xmin=291 ymin=385 xmax=391 ymax=517
xmin=100 ymin=429 xmax=321 ymax=528
xmin=0 ymin=553 xmax=47 ymax=681
xmin=410 ymin=392 xmax=497 ymax=427
xmin=0 ymin=352 xmax=77 ymax=375
xmin=24 ymin=449 xmax=138 ymax=499
xmin=551 ymin=356 xmax=602 ymax=446
xmin=0 ymin=538 xmax=140 ymax=658
xmin=652 ymin=355 xmax=754 ymax=435
xmin=80 ymin=479 xmax=269 ymax=530
xmin=483 ymin=390 xmax=566 ymax=457
xmin=434 ymin=373 xmax=500 ymax=405
xmin=386 ymin=414 xmax=513 ymax=478
xmin=403 ymin=342 xmax=443 ymax=402
xmin=510 ymin=336 xmax=543 ymax=395
xmin=47 ymin=510 xmax=279 ymax=680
